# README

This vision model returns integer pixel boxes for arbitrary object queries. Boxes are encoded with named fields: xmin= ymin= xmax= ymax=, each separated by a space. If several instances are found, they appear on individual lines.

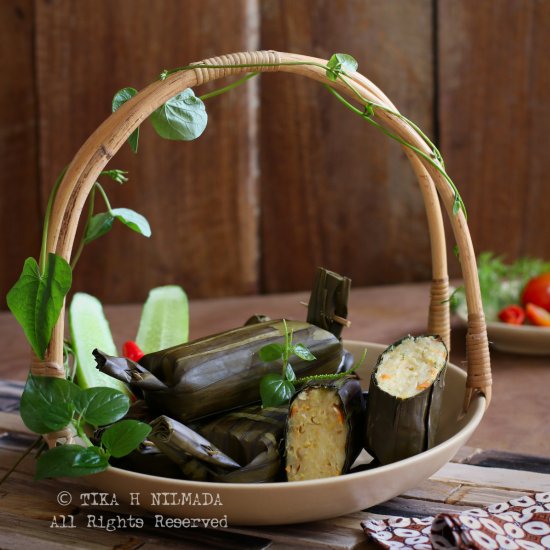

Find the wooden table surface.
xmin=1 ymin=282 xmax=550 ymax=549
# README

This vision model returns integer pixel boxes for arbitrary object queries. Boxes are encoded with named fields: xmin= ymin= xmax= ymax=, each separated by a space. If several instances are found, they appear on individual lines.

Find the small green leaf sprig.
xmin=258 ymin=319 xmax=367 ymax=407
xmin=71 ymin=169 xmax=151 ymax=268
xmin=259 ymin=319 xmax=316 ymax=407
xmin=20 ymin=374 xmax=151 ymax=479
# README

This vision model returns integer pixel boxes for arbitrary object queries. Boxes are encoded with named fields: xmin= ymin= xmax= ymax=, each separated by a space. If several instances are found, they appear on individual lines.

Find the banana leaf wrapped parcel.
xmin=195 ymin=404 xmax=288 ymax=482
xmin=94 ymin=320 xmax=344 ymax=423
xmin=365 ymin=335 xmax=448 ymax=465
xmin=148 ymin=405 xmax=288 ymax=483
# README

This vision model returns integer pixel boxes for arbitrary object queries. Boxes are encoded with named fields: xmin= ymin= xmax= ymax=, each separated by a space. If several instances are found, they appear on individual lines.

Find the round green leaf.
xmin=112 ymin=87 xmax=137 ymax=112
xmin=260 ymin=374 xmax=295 ymax=408
xmin=111 ymin=208 xmax=151 ymax=237
xmin=76 ymin=387 xmax=130 ymax=427
xmin=19 ymin=375 xmax=79 ymax=434
xmin=326 ymin=53 xmax=358 ymax=81
xmin=258 ymin=343 xmax=285 ymax=362
xmin=150 ymin=89 xmax=207 ymax=141
xmin=35 ymin=445 xmax=108 ymax=480
xmin=101 ymin=420 xmax=152 ymax=458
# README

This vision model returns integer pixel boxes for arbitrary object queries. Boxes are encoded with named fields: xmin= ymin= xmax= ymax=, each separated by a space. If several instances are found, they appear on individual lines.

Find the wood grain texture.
xmin=438 ymin=0 xmax=550 ymax=275
xmin=0 ymin=438 xmax=548 ymax=549
xmin=0 ymin=0 xmax=41 ymax=308
xmin=34 ymin=0 xmax=259 ymax=303
xmin=258 ymin=0 xmax=435 ymax=292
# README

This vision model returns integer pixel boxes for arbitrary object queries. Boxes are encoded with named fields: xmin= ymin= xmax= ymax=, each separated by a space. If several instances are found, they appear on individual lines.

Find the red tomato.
xmin=122 ymin=340 xmax=145 ymax=362
xmin=525 ymin=303 xmax=550 ymax=327
xmin=498 ymin=305 xmax=525 ymax=325
xmin=522 ymin=273 xmax=550 ymax=312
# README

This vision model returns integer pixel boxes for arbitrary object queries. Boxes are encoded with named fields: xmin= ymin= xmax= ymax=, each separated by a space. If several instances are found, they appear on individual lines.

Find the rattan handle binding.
xmin=33 ymin=51 xmax=491 ymax=446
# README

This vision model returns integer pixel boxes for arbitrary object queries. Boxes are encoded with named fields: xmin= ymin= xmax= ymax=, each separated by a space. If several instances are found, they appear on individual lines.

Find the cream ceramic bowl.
xmin=89 ymin=341 xmax=485 ymax=526
xmin=484 ymin=321 xmax=550 ymax=355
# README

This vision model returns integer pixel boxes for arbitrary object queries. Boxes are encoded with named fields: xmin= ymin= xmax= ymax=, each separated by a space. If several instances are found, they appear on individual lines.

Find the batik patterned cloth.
xmin=362 ymin=492 xmax=550 ymax=549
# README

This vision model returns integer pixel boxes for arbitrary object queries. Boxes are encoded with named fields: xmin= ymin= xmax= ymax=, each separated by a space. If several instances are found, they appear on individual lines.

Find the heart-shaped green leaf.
xmin=260 ymin=374 xmax=295 ymax=408
xmin=150 ymin=89 xmax=207 ymax=141
xmin=110 ymin=208 xmax=151 ymax=237
xmin=101 ymin=420 xmax=152 ymax=458
xmin=19 ymin=375 xmax=80 ymax=434
xmin=35 ymin=445 xmax=108 ymax=480
xmin=7 ymin=253 xmax=72 ymax=358
xmin=84 ymin=212 xmax=115 ymax=244
xmin=326 ymin=53 xmax=358 ymax=82
xmin=75 ymin=387 xmax=130 ymax=427
xmin=259 ymin=343 xmax=285 ymax=362
xmin=112 ymin=87 xmax=139 ymax=153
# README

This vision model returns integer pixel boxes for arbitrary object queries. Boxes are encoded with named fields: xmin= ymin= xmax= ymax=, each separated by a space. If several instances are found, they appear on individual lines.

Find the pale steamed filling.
xmin=285 ymin=388 xmax=348 ymax=482
xmin=375 ymin=337 xmax=446 ymax=399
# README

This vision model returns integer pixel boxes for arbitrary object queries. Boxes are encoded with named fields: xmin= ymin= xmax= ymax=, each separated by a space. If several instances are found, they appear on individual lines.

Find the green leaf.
xmin=75 ymin=387 xmax=130 ymax=427
xmin=260 ymin=374 xmax=295 ymax=407
xmin=100 ymin=169 xmax=128 ymax=185
xmin=150 ymin=89 xmax=207 ymax=141
xmin=258 ymin=343 xmax=285 ymax=362
xmin=284 ymin=363 xmax=296 ymax=382
xmin=110 ymin=208 xmax=151 ymax=237
xmin=112 ymin=87 xmax=139 ymax=154
xmin=35 ymin=445 xmax=108 ymax=480
xmin=453 ymin=244 xmax=460 ymax=259
xmin=101 ymin=420 xmax=152 ymax=458
xmin=326 ymin=53 xmax=358 ymax=82
xmin=292 ymin=343 xmax=316 ymax=361
xmin=84 ymin=212 xmax=115 ymax=244
xmin=7 ymin=254 xmax=72 ymax=358
xmin=19 ymin=375 xmax=80 ymax=434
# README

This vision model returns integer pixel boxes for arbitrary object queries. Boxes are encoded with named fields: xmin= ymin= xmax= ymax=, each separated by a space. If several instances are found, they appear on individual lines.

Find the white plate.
xmin=89 ymin=341 xmax=486 ymax=526
xmin=457 ymin=311 xmax=550 ymax=355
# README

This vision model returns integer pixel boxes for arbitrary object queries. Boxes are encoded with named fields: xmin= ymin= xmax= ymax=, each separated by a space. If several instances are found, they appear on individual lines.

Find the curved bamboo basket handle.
xmin=34 ymin=52 xmax=490 ymax=437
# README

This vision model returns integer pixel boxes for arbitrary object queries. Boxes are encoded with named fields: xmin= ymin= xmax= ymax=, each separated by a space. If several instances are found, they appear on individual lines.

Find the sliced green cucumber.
xmin=135 ymin=285 xmax=189 ymax=354
xmin=69 ymin=292 xmax=131 ymax=395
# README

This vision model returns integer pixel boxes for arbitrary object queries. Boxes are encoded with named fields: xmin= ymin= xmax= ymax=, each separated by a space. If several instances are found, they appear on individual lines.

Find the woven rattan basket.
xmin=29 ymin=51 xmax=491 ymax=525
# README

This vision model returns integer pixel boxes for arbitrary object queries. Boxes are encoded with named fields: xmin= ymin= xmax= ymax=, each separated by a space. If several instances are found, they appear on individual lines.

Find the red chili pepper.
xmin=122 ymin=340 xmax=145 ymax=362
xmin=497 ymin=305 xmax=525 ymax=325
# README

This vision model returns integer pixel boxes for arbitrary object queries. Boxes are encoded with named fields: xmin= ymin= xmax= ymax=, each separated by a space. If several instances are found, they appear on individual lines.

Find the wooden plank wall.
xmin=0 ymin=1 xmax=42 ymax=307
xmin=1 ymin=0 xmax=549 ymax=307
xmin=259 ymin=0 xmax=434 ymax=292
xmin=438 ymin=0 xmax=550 ymax=270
